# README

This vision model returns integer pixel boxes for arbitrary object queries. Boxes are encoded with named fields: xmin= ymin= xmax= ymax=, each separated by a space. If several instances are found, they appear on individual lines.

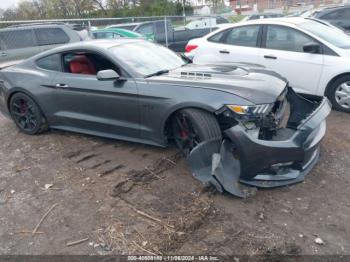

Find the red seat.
xmin=69 ymin=55 xmax=96 ymax=75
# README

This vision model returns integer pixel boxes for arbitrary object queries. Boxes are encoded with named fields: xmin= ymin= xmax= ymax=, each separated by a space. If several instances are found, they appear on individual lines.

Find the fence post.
xmin=164 ymin=16 xmax=168 ymax=48
xmin=209 ymin=15 xmax=212 ymax=33
xmin=88 ymin=20 xmax=92 ymax=38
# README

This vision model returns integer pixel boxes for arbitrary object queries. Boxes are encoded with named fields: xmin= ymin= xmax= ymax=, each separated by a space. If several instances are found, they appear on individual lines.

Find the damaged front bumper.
xmin=187 ymin=92 xmax=332 ymax=198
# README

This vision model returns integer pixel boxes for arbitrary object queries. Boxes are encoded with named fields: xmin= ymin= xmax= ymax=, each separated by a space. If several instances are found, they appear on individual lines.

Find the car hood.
xmin=147 ymin=63 xmax=288 ymax=104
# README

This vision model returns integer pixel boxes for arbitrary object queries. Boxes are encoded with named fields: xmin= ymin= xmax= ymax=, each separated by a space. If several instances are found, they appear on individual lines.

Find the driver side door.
xmin=47 ymin=51 xmax=140 ymax=141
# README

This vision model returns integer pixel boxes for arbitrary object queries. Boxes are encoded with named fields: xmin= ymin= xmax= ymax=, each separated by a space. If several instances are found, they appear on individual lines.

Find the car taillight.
xmin=185 ymin=44 xmax=198 ymax=53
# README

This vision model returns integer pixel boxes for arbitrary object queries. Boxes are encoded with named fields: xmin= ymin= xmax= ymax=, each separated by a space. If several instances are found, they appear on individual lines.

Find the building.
xmin=230 ymin=0 xmax=343 ymax=12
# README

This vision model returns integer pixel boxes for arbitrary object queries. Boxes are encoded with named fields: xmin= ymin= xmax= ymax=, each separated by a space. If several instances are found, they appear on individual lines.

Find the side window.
xmin=93 ymin=32 xmax=120 ymax=39
xmin=36 ymin=54 xmax=61 ymax=71
xmin=62 ymin=52 xmax=120 ymax=76
xmin=208 ymin=30 xmax=226 ymax=43
xmin=224 ymin=25 xmax=260 ymax=47
xmin=321 ymin=9 xmax=346 ymax=20
xmin=0 ymin=30 xmax=36 ymax=50
xmin=35 ymin=28 xmax=69 ymax=46
xmin=339 ymin=8 xmax=350 ymax=19
xmin=265 ymin=25 xmax=315 ymax=53
xmin=113 ymin=33 xmax=122 ymax=38
xmin=136 ymin=24 xmax=154 ymax=35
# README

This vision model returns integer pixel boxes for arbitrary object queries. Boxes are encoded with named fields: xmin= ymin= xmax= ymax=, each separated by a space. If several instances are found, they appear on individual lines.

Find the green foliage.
xmin=229 ymin=15 xmax=245 ymax=23
xmin=1 ymin=0 xmax=193 ymax=20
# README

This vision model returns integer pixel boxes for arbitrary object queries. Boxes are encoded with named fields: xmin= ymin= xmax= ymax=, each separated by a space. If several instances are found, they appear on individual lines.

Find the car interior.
xmin=62 ymin=52 xmax=121 ymax=76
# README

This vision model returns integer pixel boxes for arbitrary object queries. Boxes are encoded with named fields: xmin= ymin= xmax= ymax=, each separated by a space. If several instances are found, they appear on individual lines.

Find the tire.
xmin=172 ymin=108 xmax=222 ymax=156
xmin=326 ymin=76 xmax=350 ymax=113
xmin=9 ymin=93 xmax=48 ymax=135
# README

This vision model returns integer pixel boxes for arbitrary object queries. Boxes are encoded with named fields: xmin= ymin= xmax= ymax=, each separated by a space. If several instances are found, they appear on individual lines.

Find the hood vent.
xmin=180 ymin=72 xmax=212 ymax=80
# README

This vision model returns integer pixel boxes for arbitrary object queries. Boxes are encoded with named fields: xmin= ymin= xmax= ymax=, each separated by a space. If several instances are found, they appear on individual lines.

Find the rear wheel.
xmin=326 ymin=76 xmax=350 ymax=113
xmin=9 ymin=93 xmax=48 ymax=135
xmin=172 ymin=108 xmax=222 ymax=156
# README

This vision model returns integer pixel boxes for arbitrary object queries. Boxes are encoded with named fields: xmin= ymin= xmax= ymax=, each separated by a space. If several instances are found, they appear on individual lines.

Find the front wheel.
xmin=9 ymin=93 xmax=48 ymax=135
xmin=326 ymin=76 xmax=350 ymax=113
xmin=172 ymin=108 xmax=222 ymax=156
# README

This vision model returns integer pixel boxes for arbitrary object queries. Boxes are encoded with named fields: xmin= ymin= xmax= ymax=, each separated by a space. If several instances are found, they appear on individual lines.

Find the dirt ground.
xmin=0 ymin=111 xmax=349 ymax=256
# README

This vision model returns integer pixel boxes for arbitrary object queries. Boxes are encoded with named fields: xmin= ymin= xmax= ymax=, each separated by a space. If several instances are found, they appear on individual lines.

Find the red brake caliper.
xmin=20 ymin=101 xmax=27 ymax=114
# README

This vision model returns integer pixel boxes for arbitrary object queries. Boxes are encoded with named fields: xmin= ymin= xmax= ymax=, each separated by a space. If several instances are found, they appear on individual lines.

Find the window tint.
xmin=136 ymin=24 xmax=154 ymax=35
xmin=93 ymin=32 xmax=121 ymax=39
xmin=62 ymin=52 xmax=120 ymax=76
xmin=265 ymin=25 xmax=315 ymax=52
xmin=0 ymin=30 xmax=36 ymax=50
xmin=208 ymin=30 xmax=226 ymax=43
xmin=35 ymin=28 xmax=69 ymax=46
xmin=322 ymin=8 xmax=350 ymax=20
xmin=36 ymin=54 xmax=61 ymax=71
xmin=225 ymin=26 xmax=259 ymax=47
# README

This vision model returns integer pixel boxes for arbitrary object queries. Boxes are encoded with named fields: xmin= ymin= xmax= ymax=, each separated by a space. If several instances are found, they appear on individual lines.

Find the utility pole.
xmin=182 ymin=0 xmax=186 ymax=17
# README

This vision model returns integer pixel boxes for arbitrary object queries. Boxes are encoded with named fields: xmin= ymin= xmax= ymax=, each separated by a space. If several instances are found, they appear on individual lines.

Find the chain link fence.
xmin=0 ymin=0 xmax=346 ymax=65
xmin=0 ymin=15 xmax=236 ymax=64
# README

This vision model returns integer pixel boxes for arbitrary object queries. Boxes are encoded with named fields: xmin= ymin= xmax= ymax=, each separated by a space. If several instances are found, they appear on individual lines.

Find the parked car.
xmin=0 ymin=39 xmax=331 ymax=197
xmin=311 ymin=5 xmax=350 ymax=32
xmin=92 ymin=28 xmax=154 ymax=41
xmin=106 ymin=22 xmax=141 ymax=31
xmin=186 ymin=17 xmax=350 ymax=112
xmin=108 ymin=20 xmax=219 ymax=52
xmin=0 ymin=23 xmax=82 ymax=65
xmin=183 ymin=16 xmax=229 ymax=30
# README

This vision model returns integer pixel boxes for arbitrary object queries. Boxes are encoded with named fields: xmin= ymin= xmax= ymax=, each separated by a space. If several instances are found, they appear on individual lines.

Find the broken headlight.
xmin=226 ymin=104 xmax=273 ymax=119
xmin=216 ymin=103 xmax=273 ymax=132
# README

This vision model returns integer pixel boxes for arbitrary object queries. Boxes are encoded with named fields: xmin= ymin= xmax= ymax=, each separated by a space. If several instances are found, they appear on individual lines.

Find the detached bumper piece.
xmin=186 ymin=93 xmax=332 ymax=198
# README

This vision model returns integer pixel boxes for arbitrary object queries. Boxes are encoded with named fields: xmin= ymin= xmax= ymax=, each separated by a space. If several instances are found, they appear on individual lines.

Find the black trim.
xmin=256 ymin=25 xmax=264 ymax=47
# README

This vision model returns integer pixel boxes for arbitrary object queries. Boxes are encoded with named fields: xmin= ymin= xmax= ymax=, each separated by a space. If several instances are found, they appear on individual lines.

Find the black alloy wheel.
xmin=9 ymin=93 xmax=48 ymax=135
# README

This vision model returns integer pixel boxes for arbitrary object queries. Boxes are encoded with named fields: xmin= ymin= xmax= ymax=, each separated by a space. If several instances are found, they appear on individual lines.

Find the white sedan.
xmin=186 ymin=17 xmax=350 ymax=112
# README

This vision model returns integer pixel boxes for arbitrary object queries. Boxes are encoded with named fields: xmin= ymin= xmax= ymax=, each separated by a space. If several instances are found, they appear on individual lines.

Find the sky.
xmin=0 ymin=0 xmax=19 ymax=10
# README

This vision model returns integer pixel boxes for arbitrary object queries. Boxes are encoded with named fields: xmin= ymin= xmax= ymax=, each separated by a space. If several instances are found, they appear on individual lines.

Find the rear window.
xmin=93 ymin=32 xmax=121 ymax=39
xmin=0 ymin=29 xmax=36 ymax=50
xmin=35 ymin=28 xmax=70 ymax=45
xmin=208 ymin=30 xmax=226 ymax=43
xmin=36 ymin=54 xmax=61 ymax=71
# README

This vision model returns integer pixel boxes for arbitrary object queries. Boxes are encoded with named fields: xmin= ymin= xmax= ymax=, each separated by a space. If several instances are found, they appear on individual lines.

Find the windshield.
xmin=110 ymin=41 xmax=186 ymax=76
xmin=299 ymin=20 xmax=350 ymax=49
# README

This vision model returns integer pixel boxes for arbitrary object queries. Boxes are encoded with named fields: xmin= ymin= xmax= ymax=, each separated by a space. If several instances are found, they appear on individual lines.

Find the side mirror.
xmin=303 ymin=42 xmax=321 ymax=54
xmin=97 ymin=69 xmax=120 ymax=81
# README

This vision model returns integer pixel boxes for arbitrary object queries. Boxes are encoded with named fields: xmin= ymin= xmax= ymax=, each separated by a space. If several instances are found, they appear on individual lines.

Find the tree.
xmin=0 ymin=0 xmax=193 ymax=20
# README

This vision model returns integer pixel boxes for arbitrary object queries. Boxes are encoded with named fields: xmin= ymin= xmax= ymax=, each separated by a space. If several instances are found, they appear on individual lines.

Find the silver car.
xmin=0 ymin=23 xmax=82 ymax=65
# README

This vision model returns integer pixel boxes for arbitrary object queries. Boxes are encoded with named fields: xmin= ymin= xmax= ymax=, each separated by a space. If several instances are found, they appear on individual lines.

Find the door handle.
xmin=55 ymin=83 xmax=69 ymax=89
xmin=264 ymin=55 xmax=277 ymax=60
xmin=219 ymin=50 xmax=230 ymax=54
xmin=0 ymin=52 xmax=7 ymax=57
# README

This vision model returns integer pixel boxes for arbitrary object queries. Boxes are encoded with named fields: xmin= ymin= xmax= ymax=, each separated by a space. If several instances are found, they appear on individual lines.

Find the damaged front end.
xmin=187 ymin=87 xmax=332 ymax=198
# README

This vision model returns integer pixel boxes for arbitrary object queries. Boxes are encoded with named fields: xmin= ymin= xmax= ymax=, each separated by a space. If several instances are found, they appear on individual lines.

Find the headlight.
xmin=227 ymin=104 xmax=273 ymax=117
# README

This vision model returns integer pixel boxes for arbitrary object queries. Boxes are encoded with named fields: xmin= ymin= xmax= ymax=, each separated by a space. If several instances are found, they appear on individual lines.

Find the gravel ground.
xmin=0 ymin=111 xmax=349 ymax=256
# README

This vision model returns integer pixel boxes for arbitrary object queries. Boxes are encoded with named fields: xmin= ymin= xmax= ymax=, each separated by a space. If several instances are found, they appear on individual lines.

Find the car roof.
xmin=36 ymin=39 xmax=144 ymax=56
xmin=93 ymin=28 xmax=135 ymax=33
xmin=107 ymin=22 xmax=141 ymax=27
xmin=1 ymin=23 xmax=69 ymax=31
xmin=241 ymin=17 xmax=309 ymax=25
xmin=315 ymin=4 xmax=350 ymax=15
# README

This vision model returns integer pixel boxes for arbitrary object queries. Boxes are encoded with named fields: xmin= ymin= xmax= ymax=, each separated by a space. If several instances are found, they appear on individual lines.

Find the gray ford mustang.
xmin=0 ymin=39 xmax=331 ymax=197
